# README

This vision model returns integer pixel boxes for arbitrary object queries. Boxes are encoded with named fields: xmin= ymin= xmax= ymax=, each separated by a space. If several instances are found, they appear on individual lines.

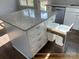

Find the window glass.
xmin=19 ymin=0 xmax=34 ymax=7
xmin=28 ymin=0 xmax=34 ymax=7
xmin=19 ymin=0 xmax=27 ymax=6
xmin=40 ymin=0 xmax=47 ymax=11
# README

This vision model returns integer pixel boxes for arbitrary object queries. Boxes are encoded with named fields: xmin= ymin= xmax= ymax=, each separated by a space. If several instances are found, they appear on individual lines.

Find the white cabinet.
xmin=64 ymin=7 xmax=79 ymax=30
xmin=5 ymin=21 xmax=47 ymax=58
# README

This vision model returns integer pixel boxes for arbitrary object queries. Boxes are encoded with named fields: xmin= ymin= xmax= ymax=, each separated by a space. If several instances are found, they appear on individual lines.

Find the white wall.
xmin=0 ymin=0 xmax=17 ymax=16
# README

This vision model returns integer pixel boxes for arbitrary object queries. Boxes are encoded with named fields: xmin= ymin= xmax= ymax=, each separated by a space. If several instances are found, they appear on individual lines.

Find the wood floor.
xmin=0 ymin=27 xmax=79 ymax=59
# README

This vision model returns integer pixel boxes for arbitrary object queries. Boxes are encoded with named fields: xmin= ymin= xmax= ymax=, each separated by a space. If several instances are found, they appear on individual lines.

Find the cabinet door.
xmin=64 ymin=8 xmax=79 ymax=30
xmin=74 ymin=14 xmax=79 ymax=30
xmin=64 ymin=12 xmax=76 ymax=26
xmin=64 ymin=10 xmax=79 ymax=30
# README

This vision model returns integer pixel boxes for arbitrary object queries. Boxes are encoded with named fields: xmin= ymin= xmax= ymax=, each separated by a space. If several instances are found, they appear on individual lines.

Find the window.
xmin=19 ymin=0 xmax=27 ymax=6
xmin=28 ymin=0 xmax=34 ymax=7
xmin=40 ymin=0 xmax=47 ymax=11
xmin=19 ymin=0 xmax=34 ymax=7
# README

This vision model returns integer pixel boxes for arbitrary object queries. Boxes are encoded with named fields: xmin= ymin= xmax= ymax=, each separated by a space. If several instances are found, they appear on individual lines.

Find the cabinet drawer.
xmin=28 ymin=22 xmax=46 ymax=42
xmin=39 ymin=32 xmax=47 ymax=45
xmin=29 ymin=27 xmax=47 ymax=45
xmin=31 ymin=40 xmax=42 ymax=55
xmin=29 ymin=30 xmax=47 ymax=44
xmin=30 ymin=32 xmax=47 ymax=55
xmin=28 ymin=31 xmax=41 ymax=42
xmin=30 ymin=37 xmax=42 ymax=48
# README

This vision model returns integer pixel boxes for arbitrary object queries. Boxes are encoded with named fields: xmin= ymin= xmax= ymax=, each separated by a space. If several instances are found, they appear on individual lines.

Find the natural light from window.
xmin=40 ymin=0 xmax=47 ymax=11
xmin=0 ymin=20 xmax=10 ymax=47
xmin=0 ymin=34 xmax=10 ymax=47
xmin=44 ymin=53 xmax=51 ymax=59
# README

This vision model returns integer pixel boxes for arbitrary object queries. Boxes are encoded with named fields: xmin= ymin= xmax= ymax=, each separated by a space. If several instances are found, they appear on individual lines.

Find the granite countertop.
xmin=0 ymin=8 xmax=48 ymax=31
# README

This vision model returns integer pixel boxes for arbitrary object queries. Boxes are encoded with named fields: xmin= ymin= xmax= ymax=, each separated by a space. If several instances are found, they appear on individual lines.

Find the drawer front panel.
xmin=30 ymin=32 xmax=47 ymax=56
xmin=28 ymin=22 xmax=46 ymax=42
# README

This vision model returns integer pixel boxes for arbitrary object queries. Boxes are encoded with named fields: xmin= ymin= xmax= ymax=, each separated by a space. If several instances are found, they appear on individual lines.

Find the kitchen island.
xmin=0 ymin=8 xmax=48 ymax=59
